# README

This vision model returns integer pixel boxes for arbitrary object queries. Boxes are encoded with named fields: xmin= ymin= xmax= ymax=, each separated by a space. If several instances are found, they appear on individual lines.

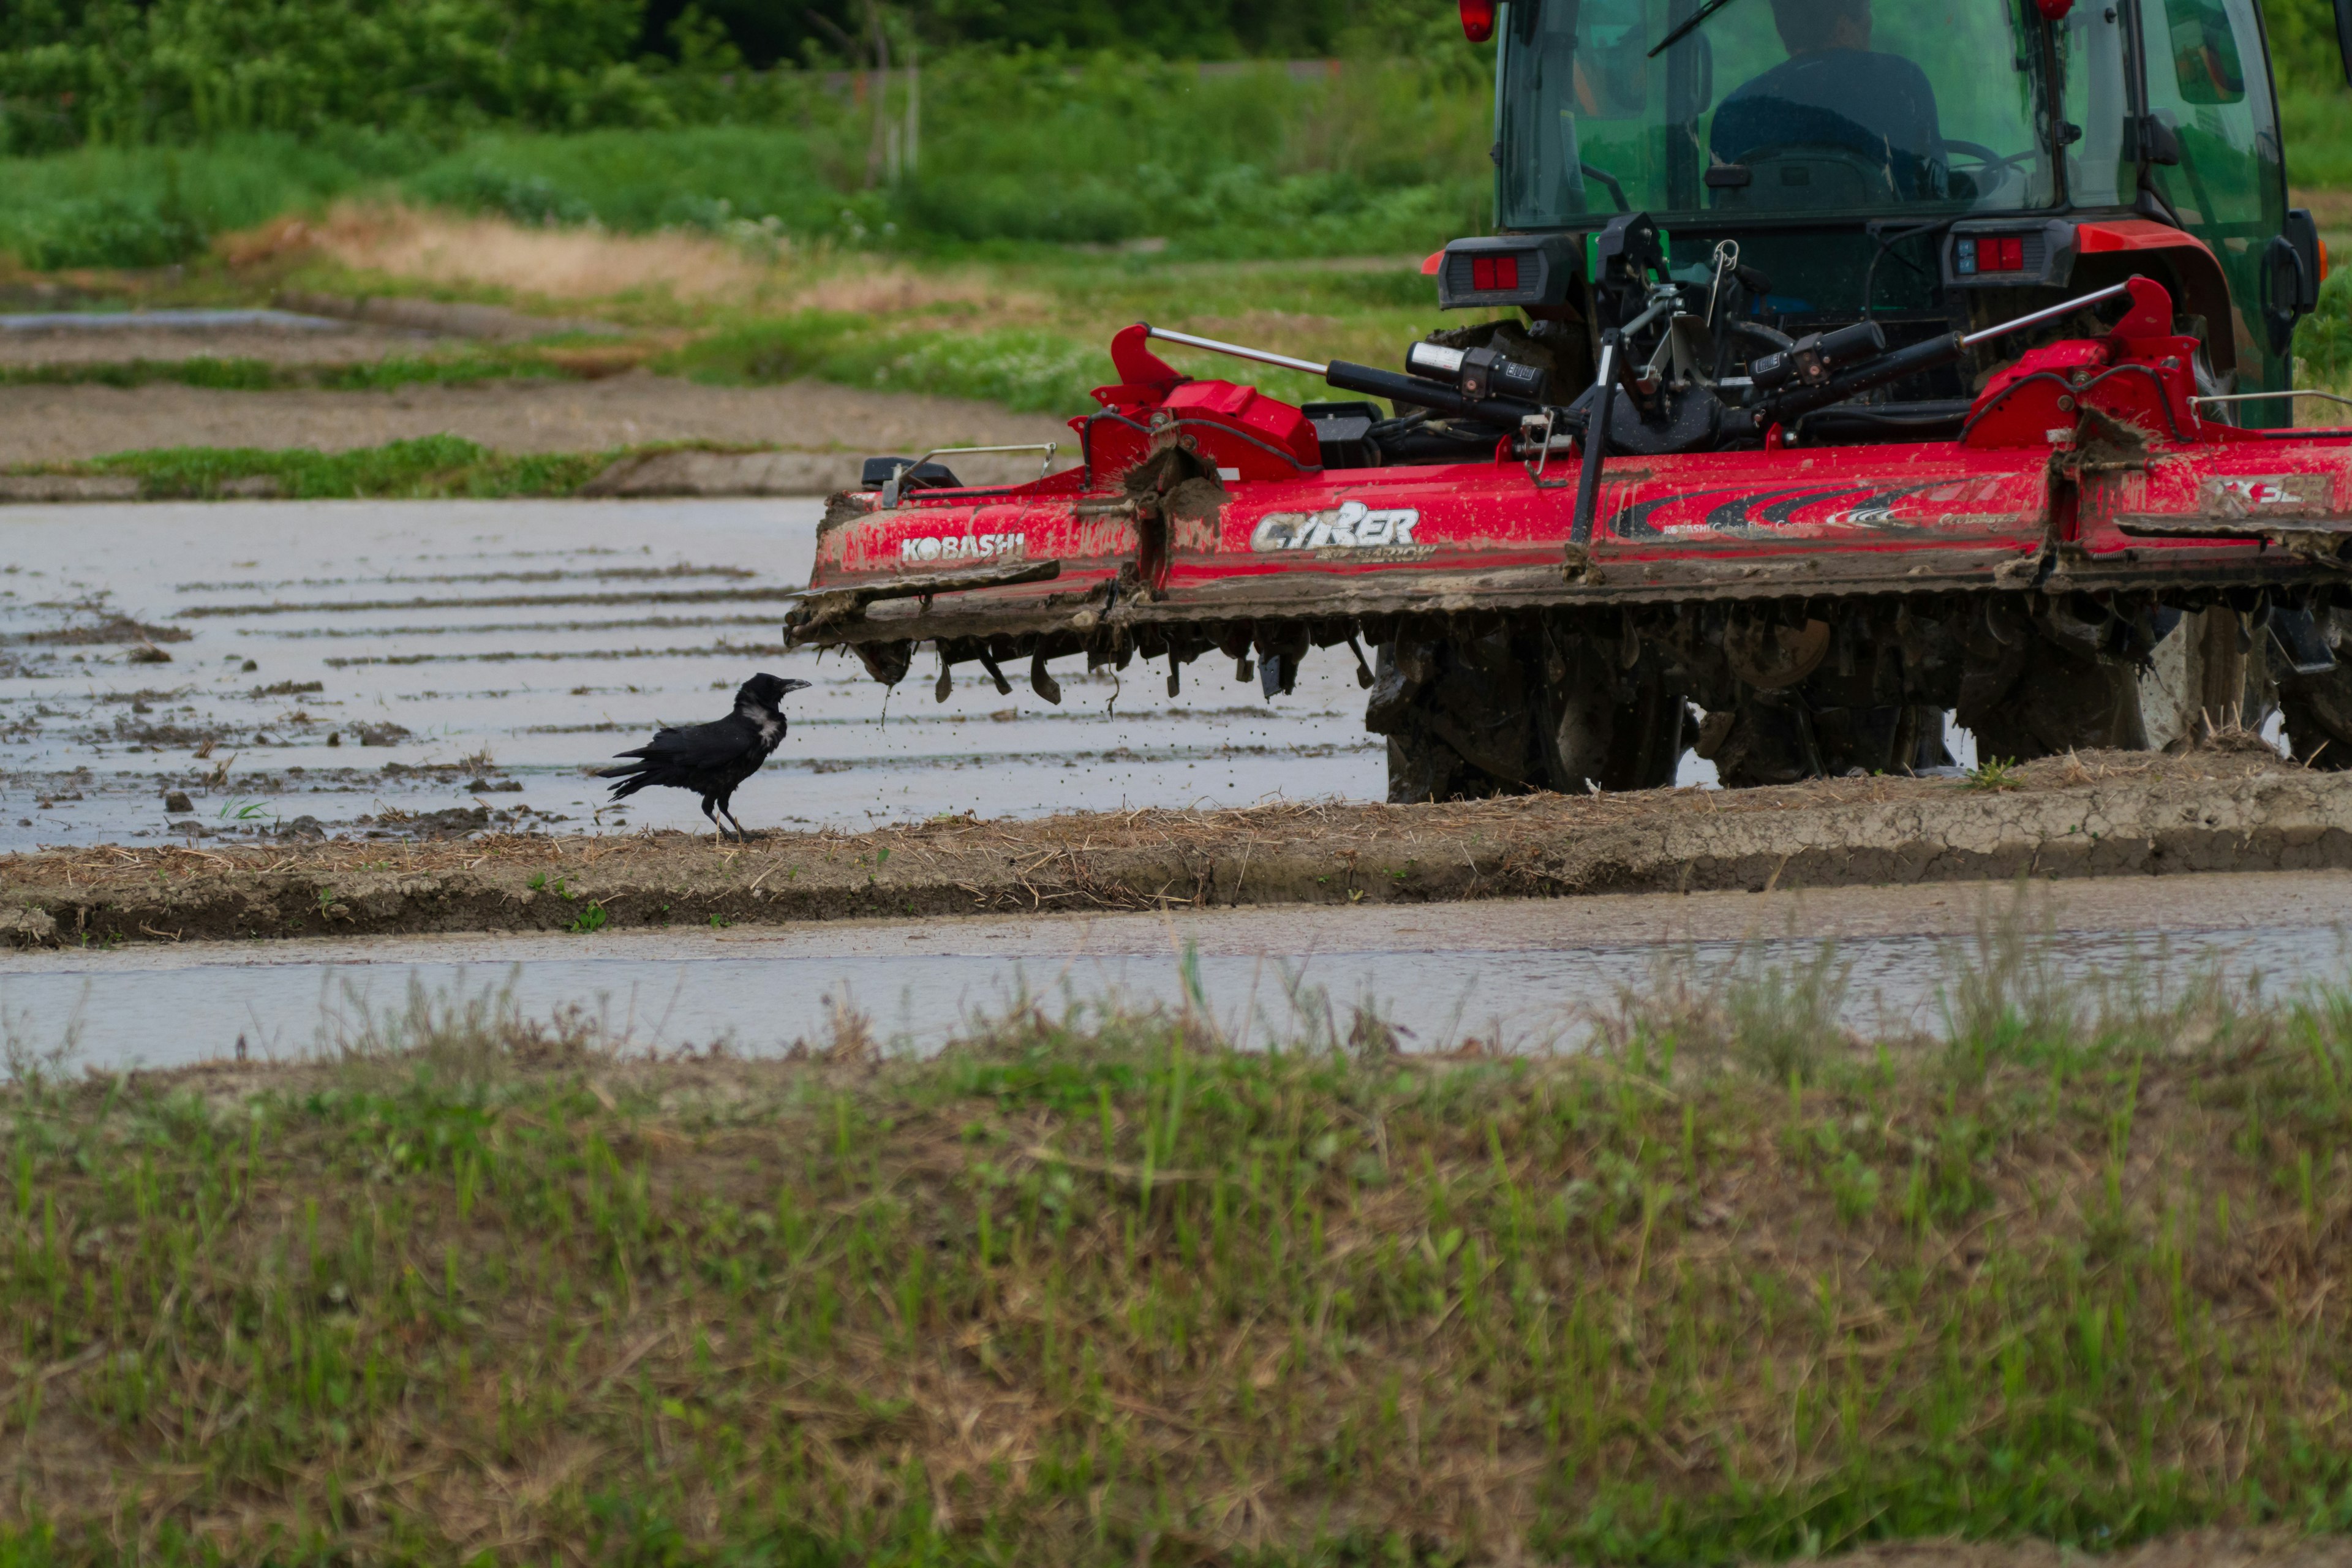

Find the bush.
xmin=0 ymin=132 xmax=401 ymax=268
xmin=0 ymin=0 xmax=665 ymax=151
xmin=2297 ymin=267 xmax=2352 ymax=385
xmin=392 ymin=56 xmax=1490 ymax=258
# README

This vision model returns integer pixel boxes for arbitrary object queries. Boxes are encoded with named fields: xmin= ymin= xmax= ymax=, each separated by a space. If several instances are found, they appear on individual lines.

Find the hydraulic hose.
xmin=1735 ymin=332 xmax=1966 ymax=434
xmin=1325 ymin=361 xmax=1543 ymax=432
xmin=1140 ymin=325 xmax=1542 ymax=434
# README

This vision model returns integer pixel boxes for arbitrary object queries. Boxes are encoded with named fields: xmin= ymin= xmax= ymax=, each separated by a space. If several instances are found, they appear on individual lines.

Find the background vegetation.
xmin=0 ymin=2 xmax=2349 ymax=413
xmin=0 ymin=58 xmax=1493 ymax=270
xmin=2 ymin=0 xmax=2342 ymax=273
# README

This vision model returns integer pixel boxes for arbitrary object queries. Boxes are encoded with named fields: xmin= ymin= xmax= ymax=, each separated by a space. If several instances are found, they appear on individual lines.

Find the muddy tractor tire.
xmin=1686 ymin=613 xmax=1950 ymax=786
xmin=1953 ymin=599 xmax=2275 ymax=765
xmin=1699 ymin=696 xmax=1951 ymax=785
xmin=1950 ymin=595 xmax=2158 ymax=763
xmin=1367 ymin=622 xmax=1686 ymax=802
xmin=2275 ymin=609 xmax=2352 ymax=766
xmin=1536 ymin=624 xmax=1687 ymax=794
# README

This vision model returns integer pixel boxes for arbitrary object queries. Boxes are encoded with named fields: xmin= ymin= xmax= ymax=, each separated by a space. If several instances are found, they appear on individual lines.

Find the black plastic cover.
xmin=859 ymin=456 xmax=963 ymax=490
xmin=1302 ymin=401 xmax=1385 ymax=469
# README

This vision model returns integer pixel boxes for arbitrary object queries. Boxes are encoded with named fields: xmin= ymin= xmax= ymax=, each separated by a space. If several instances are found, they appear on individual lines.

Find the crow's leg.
xmin=701 ymin=797 xmax=725 ymax=845
xmin=718 ymin=803 xmax=751 ymax=840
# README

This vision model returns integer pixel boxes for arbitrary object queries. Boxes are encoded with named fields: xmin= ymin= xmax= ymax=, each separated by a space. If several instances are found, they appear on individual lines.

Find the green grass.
xmin=2285 ymin=87 xmax=2352 ymax=190
xmin=0 ymin=58 xmax=1490 ymax=273
xmin=11 ymin=435 xmax=615 ymax=500
xmin=0 ymin=350 xmax=604 ymax=395
xmin=662 ymin=258 xmax=1480 ymax=415
xmin=0 ymin=129 xmax=424 ymax=271
xmin=1964 ymin=756 xmax=2024 ymax=791
xmin=2 ymin=921 xmax=2352 ymax=1562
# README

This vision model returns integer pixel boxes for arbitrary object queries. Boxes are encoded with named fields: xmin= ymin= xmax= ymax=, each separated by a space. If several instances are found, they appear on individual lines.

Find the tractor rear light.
xmin=1955 ymin=235 xmax=2027 ymax=275
xmin=1945 ymin=221 xmax=2075 ymax=289
xmin=1470 ymin=254 xmax=1521 ymax=290
xmin=1460 ymin=0 xmax=1497 ymax=42
xmin=1434 ymin=233 xmax=1578 ymax=310
xmin=1956 ymin=232 xmax=2032 ymax=270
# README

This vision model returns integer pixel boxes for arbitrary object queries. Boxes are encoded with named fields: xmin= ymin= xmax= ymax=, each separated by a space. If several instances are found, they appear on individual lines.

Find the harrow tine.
xmin=1030 ymin=649 xmax=1063 ymax=706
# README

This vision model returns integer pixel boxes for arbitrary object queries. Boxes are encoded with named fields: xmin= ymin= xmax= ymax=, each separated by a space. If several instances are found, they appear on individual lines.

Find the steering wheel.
xmin=1942 ymin=137 xmax=2038 ymax=178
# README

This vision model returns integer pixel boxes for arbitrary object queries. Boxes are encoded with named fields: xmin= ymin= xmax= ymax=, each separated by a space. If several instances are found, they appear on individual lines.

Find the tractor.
xmin=788 ymin=0 xmax=2352 ymax=801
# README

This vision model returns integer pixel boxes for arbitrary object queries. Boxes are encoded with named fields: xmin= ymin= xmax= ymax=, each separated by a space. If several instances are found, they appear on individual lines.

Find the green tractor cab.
xmin=1439 ymin=0 xmax=2329 ymax=427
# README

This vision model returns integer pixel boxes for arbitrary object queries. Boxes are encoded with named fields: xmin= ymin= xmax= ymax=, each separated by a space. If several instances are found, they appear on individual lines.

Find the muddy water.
xmin=6 ymin=873 xmax=2346 ymax=1071
xmin=0 ymin=498 xmax=1407 ymax=853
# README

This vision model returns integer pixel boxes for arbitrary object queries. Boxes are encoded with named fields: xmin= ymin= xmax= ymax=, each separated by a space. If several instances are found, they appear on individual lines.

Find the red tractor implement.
xmin=790 ymin=0 xmax=2352 ymax=800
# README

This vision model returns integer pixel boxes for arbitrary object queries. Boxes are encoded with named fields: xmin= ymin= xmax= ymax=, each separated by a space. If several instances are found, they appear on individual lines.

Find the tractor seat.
xmin=1708 ymin=143 xmax=1898 ymax=211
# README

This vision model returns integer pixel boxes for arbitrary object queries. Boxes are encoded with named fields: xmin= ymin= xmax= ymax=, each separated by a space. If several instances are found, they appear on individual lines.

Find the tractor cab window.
xmin=2141 ymin=0 xmax=2278 ymax=238
xmin=2139 ymin=0 xmax=2285 ymax=374
xmin=2159 ymin=0 xmax=2246 ymax=103
xmin=1498 ymin=0 xmax=2057 ymax=227
xmin=2058 ymin=0 xmax=2134 ymax=206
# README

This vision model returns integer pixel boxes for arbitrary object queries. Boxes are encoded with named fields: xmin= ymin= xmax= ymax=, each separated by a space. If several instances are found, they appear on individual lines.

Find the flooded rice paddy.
xmin=2 ymin=497 xmax=2326 ymax=1071
xmin=0 ymin=497 xmax=1393 ymax=854
xmin=1 ymin=874 xmax=2345 ymax=1072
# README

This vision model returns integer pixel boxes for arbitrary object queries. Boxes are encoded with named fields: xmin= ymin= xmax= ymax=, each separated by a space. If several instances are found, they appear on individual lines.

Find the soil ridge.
xmin=0 ymin=750 xmax=2340 ymax=948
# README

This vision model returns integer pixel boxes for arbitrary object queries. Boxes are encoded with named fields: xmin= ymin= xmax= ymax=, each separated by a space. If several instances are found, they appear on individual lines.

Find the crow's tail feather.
xmin=597 ymin=766 xmax=657 ymax=801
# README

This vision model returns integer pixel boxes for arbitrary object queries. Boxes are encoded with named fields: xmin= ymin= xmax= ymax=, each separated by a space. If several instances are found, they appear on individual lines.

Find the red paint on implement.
xmin=806 ymin=281 xmax=2352 ymax=620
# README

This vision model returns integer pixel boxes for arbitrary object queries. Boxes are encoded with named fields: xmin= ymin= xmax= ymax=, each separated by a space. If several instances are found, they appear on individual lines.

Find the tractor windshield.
xmin=1497 ymin=0 xmax=2057 ymax=227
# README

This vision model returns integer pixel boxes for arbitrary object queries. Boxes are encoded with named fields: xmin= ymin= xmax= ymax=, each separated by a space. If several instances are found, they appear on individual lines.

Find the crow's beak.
xmin=782 ymin=679 xmax=812 ymax=694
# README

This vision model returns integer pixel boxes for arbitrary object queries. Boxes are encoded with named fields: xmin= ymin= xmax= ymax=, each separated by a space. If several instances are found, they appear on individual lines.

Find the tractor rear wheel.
xmin=1537 ymin=624 xmax=1687 ymax=794
xmin=1956 ymin=601 xmax=2271 ymax=764
xmin=1368 ymin=627 xmax=1546 ymax=802
xmin=2277 ymin=610 xmax=2352 ymax=766
xmin=1686 ymin=613 xmax=1950 ymax=784
xmin=1698 ymin=696 xmax=1951 ymax=785
xmin=1368 ymin=624 xmax=1687 ymax=802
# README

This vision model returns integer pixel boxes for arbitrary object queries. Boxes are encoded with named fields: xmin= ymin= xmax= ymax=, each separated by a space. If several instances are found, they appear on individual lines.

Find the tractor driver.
xmin=1707 ymin=0 xmax=1947 ymax=200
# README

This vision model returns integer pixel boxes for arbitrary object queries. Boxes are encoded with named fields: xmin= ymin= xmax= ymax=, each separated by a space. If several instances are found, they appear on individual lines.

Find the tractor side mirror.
xmin=2336 ymin=0 xmax=2352 ymax=87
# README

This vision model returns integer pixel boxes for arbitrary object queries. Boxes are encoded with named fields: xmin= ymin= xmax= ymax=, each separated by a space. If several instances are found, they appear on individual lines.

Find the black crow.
xmin=597 ymin=673 xmax=809 ymax=841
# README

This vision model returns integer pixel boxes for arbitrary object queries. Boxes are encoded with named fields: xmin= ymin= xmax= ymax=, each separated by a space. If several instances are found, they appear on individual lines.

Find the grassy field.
xmin=0 ymin=58 xmax=1491 ymax=273
xmin=8 ymin=64 xmax=2350 ymax=422
xmin=3 ymin=921 xmax=2352 ymax=1562
xmin=16 ymin=435 xmax=617 ymax=500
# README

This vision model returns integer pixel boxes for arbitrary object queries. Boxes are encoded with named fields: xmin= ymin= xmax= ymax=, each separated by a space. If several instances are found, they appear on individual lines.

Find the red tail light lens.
xmin=1470 ymin=254 xmax=1521 ymax=290
xmin=1460 ymin=0 xmax=1497 ymax=42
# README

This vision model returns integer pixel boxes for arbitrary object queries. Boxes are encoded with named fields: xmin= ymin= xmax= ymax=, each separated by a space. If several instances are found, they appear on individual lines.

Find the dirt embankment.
xmin=0 ymin=374 xmax=1070 ymax=467
xmin=0 ymin=748 xmax=2344 ymax=947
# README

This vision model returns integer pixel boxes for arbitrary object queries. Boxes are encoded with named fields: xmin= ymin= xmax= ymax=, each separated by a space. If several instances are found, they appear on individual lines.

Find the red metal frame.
xmin=802 ymin=278 xmax=2352 ymax=638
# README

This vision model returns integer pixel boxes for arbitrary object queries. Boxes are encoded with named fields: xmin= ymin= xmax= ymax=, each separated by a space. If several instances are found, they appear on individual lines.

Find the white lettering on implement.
xmin=899 ymin=532 xmax=1027 ymax=564
xmin=2201 ymin=473 xmax=2333 ymax=518
xmin=2220 ymin=478 xmax=2300 ymax=506
xmin=1250 ymin=500 xmax=1420 ymax=552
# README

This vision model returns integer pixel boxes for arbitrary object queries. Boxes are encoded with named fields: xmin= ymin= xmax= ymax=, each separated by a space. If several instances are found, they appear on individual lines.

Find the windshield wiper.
xmin=1648 ymin=0 xmax=1747 ymax=58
